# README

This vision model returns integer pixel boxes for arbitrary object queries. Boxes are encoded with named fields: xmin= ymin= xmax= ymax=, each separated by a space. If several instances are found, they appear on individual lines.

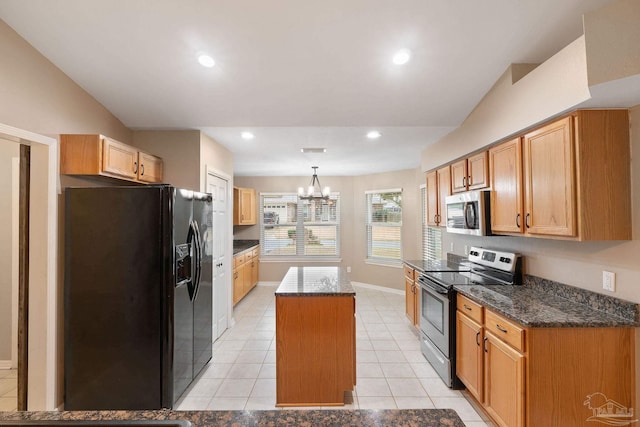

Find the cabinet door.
xmin=405 ymin=276 xmax=416 ymax=325
xmin=489 ymin=138 xmax=523 ymax=234
xmin=426 ymin=171 xmax=439 ymax=226
xmin=250 ymin=256 xmax=259 ymax=288
xmin=484 ymin=332 xmax=525 ymax=427
xmin=451 ymin=160 xmax=468 ymax=193
xmin=242 ymin=261 xmax=253 ymax=294
xmin=233 ymin=267 xmax=243 ymax=305
xmin=240 ymin=188 xmax=257 ymax=225
xmin=102 ymin=137 xmax=138 ymax=179
xmin=468 ymin=151 xmax=489 ymax=190
xmin=437 ymin=165 xmax=451 ymax=226
xmin=456 ymin=312 xmax=483 ymax=402
xmin=138 ymin=151 xmax=163 ymax=183
xmin=523 ymin=117 xmax=575 ymax=237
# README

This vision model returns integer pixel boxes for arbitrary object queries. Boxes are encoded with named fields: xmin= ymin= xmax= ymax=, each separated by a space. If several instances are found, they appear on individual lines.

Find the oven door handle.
xmin=418 ymin=276 xmax=449 ymax=295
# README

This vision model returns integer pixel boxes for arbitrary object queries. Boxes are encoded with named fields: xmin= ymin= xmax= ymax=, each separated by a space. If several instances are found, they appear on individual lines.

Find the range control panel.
xmin=468 ymin=247 xmax=520 ymax=273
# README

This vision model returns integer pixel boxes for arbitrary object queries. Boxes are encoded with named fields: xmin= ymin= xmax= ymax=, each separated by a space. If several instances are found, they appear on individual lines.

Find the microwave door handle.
xmin=464 ymin=203 xmax=474 ymax=229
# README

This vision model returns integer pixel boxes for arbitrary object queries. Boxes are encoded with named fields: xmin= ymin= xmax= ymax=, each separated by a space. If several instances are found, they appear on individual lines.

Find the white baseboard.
xmin=256 ymin=281 xmax=279 ymax=287
xmin=0 ymin=360 xmax=13 ymax=369
xmin=351 ymin=281 xmax=404 ymax=295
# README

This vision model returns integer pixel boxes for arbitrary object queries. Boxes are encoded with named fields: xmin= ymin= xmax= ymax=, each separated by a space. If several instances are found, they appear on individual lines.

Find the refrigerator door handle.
xmin=186 ymin=222 xmax=197 ymax=300
xmin=191 ymin=221 xmax=203 ymax=302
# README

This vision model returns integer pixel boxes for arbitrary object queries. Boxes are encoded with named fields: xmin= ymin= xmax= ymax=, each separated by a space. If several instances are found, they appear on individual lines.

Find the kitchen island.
xmin=275 ymin=266 xmax=356 ymax=407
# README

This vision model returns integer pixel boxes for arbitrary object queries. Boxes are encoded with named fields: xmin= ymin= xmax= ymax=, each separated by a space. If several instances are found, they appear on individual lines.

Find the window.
xmin=260 ymin=193 xmax=340 ymax=258
xmin=366 ymin=189 xmax=402 ymax=264
xmin=421 ymin=185 xmax=442 ymax=260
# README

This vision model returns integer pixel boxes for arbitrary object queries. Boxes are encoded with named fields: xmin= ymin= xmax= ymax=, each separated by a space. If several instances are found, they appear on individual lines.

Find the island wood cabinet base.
xmin=275 ymin=295 xmax=356 ymax=406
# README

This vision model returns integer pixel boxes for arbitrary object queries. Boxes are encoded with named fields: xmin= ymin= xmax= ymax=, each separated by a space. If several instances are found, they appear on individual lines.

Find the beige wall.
xmin=0 ymin=141 xmax=19 ymax=362
xmin=0 ymin=20 xmax=131 ymax=142
xmin=235 ymin=169 xmax=423 ymax=290
xmin=584 ymin=0 xmax=640 ymax=86
xmin=200 ymin=133 xmax=234 ymax=190
xmin=0 ymin=18 xmax=133 ymax=408
xmin=132 ymin=130 xmax=201 ymax=190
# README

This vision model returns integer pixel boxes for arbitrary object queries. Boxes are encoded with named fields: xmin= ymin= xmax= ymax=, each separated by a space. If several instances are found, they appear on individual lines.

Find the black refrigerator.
xmin=64 ymin=185 xmax=212 ymax=410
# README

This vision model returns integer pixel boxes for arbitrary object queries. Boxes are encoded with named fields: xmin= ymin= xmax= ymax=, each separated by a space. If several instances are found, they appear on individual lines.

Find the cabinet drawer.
xmin=457 ymin=294 xmax=483 ymax=324
xmin=234 ymin=254 xmax=246 ymax=268
xmin=251 ymin=248 xmax=259 ymax=258
xmin=485 ymin=309 xmax=525 ymax=352
xmin=403 ymin=265 xmax=415 ymax=281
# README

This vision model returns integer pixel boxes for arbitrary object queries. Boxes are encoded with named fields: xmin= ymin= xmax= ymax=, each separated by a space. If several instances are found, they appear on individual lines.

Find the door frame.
xmin=0 ymin=123 xmax=58 ymax=410
xmin=205 ymin=165 xmax=233 ymax=338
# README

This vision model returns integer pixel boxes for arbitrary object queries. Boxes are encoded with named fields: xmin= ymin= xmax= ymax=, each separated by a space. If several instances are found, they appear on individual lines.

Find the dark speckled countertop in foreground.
xmin=233 ymin=239 xmax=259 ymax=255
xmin=0 ymin=409 xmax=465 ymax=426
xmin=275 ymin=266 xmax=355 ymax=296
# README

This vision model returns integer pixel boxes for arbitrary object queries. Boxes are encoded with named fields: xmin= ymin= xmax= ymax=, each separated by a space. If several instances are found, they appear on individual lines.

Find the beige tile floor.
xmin=0 ymin=368 xmax=17 ymax=411
xmin=176 ymin=283 xmax=494 ymax=426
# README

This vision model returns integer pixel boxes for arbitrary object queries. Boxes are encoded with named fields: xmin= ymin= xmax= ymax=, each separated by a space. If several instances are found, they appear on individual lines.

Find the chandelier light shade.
xmin=298 ymin=166 xmax=330 ymax=200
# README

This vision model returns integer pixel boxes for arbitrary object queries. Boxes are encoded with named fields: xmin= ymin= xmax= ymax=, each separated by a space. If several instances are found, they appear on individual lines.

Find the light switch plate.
xmin=602 ymin=271 xmax=616 ymax=292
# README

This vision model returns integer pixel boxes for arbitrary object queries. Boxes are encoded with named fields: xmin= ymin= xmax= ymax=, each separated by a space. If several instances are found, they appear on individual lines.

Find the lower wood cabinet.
xmin=456 ymin=294 xmax=635 ymax=427
xmin=276 ymin=294 xmax=355 ymax=406
xmin=233 ymin=246 xmax=259 ymax=305
xmin=403 ymin=264 xmax=419 ymax=327
xmin=484 ymin=331 xmax=525 ymax=427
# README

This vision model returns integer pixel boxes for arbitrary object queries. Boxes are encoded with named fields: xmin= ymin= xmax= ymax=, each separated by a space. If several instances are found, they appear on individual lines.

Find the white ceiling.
xmin=0 ymin=0 xmax=616 ymax=176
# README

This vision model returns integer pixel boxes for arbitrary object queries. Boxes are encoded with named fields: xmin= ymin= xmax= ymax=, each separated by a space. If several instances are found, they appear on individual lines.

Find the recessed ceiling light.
xmin=197 ymin=53 xmax=215 ymax=68
xmin=367 ymin=130 xmax=382 ymax=139
xmin=392 ymin=49 xmax=411 ymax=65
xmin=241 ymin=131 xmax=255 ymax=140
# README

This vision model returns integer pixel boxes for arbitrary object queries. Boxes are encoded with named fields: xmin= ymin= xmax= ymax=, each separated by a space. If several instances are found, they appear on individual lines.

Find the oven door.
xmin=418 ymin=275 xmax=450 ymax=357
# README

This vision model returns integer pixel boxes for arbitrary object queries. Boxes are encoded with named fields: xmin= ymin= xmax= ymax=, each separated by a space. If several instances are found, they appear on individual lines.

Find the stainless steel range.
xmin=418 ymin=247 xmax=521 ymax=388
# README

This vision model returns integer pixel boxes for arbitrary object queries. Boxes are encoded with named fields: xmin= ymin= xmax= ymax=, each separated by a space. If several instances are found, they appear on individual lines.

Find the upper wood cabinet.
xmin=452 ymin=151 xmax=489 ymax=193
xmin=489 ymin=110 xmax=631 ymax=240
xmin=489 ymin=138 xmax=523 ymax=234
xmin=61 ymin=134 xmax=163 ymax=184
xmin=233 ymin=187 xmax=257 ymax=225
xmin=426 ymin=165 xmax=451 ymax=226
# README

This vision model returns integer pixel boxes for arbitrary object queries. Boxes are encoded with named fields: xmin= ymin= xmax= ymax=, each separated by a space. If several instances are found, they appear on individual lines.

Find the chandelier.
xmin=298 ymin=166 xmax=330 ymax=200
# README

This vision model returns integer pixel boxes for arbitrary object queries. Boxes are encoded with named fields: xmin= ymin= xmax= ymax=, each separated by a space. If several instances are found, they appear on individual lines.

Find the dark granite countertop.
xmin=403 ymin=258 xmax=639 ymax=328
xmin=233 ymin=239 xmax=259 ymax=255
xmin=275 ymin=266 xmax=355 ymax=296
xmin=454 ymin=283 xmax=639 ymax=328
xmin=0 ymin=409 xmax=465 ymax=426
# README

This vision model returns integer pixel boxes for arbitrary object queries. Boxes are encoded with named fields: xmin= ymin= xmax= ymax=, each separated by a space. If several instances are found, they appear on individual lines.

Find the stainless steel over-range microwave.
xmin=445 ymin=190 xmax=490 ymax=236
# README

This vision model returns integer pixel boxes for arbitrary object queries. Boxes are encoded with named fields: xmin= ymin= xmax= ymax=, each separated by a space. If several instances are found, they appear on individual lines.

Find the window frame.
xmin=259 ymin=192 xmax=341 ymax=262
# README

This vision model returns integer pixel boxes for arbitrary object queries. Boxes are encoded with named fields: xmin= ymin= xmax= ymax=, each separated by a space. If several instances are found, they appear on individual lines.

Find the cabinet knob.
xmin=133 ymin=161 xmax=138 ymax=174
xmin=140 ymin=164 xmax=145 ymax=176
xmin=475 ymin=331 xmax=480 ymax=346
xmin=483 ymin=336 xmax=488 ymax=353
xmin=525 ymin=213 xmax=531 ymax=229
xmin=462 ymin=176 xmax=466 ymax=187
xmin=516 ymin=213 xmax=521 ymax=228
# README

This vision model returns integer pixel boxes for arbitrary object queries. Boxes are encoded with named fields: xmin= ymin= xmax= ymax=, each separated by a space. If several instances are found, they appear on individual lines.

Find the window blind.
xmin=366 ymin=190 xmax=402 ymax=263
xmin=421 ymin=185 xmax=442 ymax=261
xmin=260 ymin=193 xmax=340 ymax=258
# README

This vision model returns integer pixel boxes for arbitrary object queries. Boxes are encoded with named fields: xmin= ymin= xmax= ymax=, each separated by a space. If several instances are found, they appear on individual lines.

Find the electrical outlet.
xmin=450 ymin=242 xmax=455 ymax=252
xmin=347 ymin=266 xmax=351 ymax=273
xmin=464 ymin=245 xmax=469 ymax=256
xmin=602 ymin=271 xmax=616 ymax=292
